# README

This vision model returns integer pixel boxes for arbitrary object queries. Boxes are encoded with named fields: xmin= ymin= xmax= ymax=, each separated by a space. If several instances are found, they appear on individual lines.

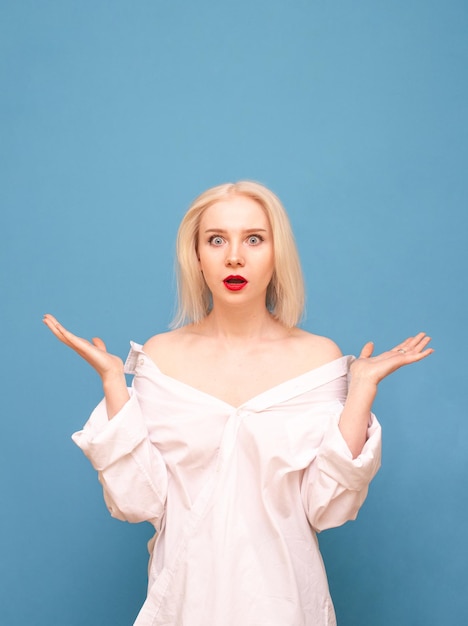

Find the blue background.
xmin=1 ymin=1 xmax=467 ymax=624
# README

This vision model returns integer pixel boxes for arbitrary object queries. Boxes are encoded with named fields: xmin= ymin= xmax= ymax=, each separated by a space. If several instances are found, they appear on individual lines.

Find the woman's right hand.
xmin=43 ymin=313 xmax=124 ymax=381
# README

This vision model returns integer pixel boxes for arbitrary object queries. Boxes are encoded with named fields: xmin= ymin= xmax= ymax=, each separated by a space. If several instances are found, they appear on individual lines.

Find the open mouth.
xmin=223 ymin=275 xmax=248 ymax=291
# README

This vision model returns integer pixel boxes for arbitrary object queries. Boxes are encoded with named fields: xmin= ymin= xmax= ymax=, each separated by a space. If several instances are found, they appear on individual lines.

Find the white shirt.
xmin=73 ymin=342 xmax=381 ymax=626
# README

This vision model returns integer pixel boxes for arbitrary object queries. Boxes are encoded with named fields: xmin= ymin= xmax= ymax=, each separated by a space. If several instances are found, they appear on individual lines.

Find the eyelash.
xmin=208 ymin=234 xmax=264 ymax=246
xmin=247 ymin=234 xmax=264 ymax=245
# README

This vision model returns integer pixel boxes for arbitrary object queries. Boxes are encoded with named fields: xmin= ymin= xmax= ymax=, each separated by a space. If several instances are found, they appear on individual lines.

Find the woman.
xmin=43 ymin=181 xmax=433 ymax=626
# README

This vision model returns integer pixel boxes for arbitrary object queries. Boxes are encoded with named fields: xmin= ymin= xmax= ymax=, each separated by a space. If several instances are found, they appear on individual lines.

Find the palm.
xmin=42 ymin=314 xmax=124 ymax=379
xmin=350 ymin=332 xmax=433 ymax=385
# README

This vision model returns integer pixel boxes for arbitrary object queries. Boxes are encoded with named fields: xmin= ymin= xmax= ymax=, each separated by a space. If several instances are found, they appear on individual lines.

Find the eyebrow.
xmin=203 ymin=228 xmax=268 ymax=234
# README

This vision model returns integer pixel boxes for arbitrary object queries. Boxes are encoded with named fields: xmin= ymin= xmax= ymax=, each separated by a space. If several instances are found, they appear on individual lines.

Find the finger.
xmin=43 ymin=313 xmax=61 ymax=331
xmin=408 ymin=347 xmax=434 ymax=362
xmin=43 ymin=315 xmax=90 ymax=352
xmin=42 ymin=314 xmax=72 ymax=345
xmin=404 ymin=332 xmax=428 ymax=349
xmin=414 ymin=335 xmax=432 ymax=352
xmin=359 ymin=341 xmax=374 ymax=359
xmin=393 ymin=332 xmax=429 ymax=354
xmin=50 ymin=319 xmax=78 ymax=344
xmin=92 ymin=337 xmax=107 ymax=352
xmin=43 ymin=313 xmax=66 ymax=334
xmin=404 ymin=334 xmax=432 ymax=354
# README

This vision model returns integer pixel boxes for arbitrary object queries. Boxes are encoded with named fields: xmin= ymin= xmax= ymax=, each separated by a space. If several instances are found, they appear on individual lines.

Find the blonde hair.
xmin=172 ymin=181 xmax=305 ymax=328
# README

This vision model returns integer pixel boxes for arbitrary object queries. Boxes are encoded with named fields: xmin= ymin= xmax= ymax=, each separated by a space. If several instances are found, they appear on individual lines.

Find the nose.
xmin=225 ymin=244 xmax=245 ymax=267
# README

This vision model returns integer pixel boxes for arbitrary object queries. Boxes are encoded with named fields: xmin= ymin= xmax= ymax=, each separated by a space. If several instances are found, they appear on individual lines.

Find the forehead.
xmin=200 ymin=195 xmax=270 ymax=229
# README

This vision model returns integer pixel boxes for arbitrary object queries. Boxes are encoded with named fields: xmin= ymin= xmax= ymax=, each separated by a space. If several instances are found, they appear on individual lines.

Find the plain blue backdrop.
xmin=1 ymin=1 xmax=467 ymax=624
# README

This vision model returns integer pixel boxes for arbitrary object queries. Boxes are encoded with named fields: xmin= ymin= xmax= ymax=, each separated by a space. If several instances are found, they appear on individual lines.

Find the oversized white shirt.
xmin=73 ymin=342 xmax=381 ymax=626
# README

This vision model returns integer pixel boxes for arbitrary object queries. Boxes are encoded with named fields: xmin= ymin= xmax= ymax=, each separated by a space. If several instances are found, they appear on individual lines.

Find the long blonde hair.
xmin=172 ymin=181 xmax=305 ymax=328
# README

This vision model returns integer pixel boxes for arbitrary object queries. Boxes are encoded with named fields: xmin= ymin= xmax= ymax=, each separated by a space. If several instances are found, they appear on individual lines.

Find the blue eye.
xmin=209 ymin=236 xmax=224 ymax=246
xmin=247 ymin=235 xmax=263 ymax=245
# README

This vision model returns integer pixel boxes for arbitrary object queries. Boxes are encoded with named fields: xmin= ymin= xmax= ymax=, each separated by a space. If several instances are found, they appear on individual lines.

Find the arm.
xmin=339 ymin=332 xmax=433 ymax=458
xmin=72 ymin=389 xmax=167 ymax=526
xmin=43 ymin=314 xmax=168 ymax=524
xmin=301 ymin=399 xmax=381 ymax=532
xmin=301 ymin=333 xmax=433 ymax=531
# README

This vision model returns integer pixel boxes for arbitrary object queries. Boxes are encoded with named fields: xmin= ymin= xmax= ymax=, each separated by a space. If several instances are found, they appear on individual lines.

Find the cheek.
xmin=197 ymin=247 xmax=217 ymax=275
xmin=262 ymin=248 xmax=275 ymax=272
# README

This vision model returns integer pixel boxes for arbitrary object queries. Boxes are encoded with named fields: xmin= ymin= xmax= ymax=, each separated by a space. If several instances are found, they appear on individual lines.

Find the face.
xmin=197 ymin=195 xmax=274 ymax=307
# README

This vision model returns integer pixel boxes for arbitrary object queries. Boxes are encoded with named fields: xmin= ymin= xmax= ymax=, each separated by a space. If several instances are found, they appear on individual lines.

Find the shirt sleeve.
xmin=72 ymin=388 xmax=168 ymax=528
xmin=300 ymin=404 xmax=381 ymax=532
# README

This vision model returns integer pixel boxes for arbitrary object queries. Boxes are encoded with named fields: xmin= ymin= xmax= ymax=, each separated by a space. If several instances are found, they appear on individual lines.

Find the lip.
xmin=223 ymin=275 xmax=248 ymax=291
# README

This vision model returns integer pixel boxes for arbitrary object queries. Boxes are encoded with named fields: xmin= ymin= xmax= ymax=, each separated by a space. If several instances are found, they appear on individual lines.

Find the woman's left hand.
xmin=350 ymin=332 xmax=433 ymax=386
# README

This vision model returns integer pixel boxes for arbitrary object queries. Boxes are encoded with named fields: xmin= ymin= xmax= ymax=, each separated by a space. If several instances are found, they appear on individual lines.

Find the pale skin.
xmin=43 ymin=195 xmax=433 ymax=458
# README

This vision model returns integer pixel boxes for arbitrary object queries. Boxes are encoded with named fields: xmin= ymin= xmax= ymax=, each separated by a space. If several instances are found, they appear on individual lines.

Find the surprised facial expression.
xmin=197 ymin=195 xmax=274 ymax=306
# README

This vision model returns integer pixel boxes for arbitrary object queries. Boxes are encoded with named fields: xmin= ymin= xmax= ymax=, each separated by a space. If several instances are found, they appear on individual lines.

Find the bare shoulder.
xmin=288 ymin=327 xmax=343 ymax=366
xmin=143 ymin=325 xmax=199 ymax=368
xmin=144 ymin=328 xmax=179 ymax=350
xmin=143 ymin=326 xmax=191 ymax=353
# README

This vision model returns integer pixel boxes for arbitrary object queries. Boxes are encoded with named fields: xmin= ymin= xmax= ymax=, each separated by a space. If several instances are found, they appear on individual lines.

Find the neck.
xmin=200 ymin=302 xmax=278 ymax=341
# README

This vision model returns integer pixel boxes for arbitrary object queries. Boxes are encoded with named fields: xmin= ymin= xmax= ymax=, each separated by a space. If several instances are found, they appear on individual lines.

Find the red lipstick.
xmin=223 ymin=275 xmax=248 ymax=291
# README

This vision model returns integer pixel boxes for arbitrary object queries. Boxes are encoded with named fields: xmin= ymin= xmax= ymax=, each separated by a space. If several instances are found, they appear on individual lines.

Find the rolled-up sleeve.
xmin=301 ymin=409 xmax=381 ymax=532
xmin=72 ymin=389 xmax=167 ymax=528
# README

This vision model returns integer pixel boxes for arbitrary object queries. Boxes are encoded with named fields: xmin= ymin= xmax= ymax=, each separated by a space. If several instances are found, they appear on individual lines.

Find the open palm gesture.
xmin=351 ymin=332 xmax=433 ymax=386
xmin=42 ymin=314 xmax=124 ymax=380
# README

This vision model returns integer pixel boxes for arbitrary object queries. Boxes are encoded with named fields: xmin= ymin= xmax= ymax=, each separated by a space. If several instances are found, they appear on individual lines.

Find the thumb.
xmin=92 ymin=337 xmax=107 ymax=352
xmin=359 ymin=341 xmax=374 ymax=359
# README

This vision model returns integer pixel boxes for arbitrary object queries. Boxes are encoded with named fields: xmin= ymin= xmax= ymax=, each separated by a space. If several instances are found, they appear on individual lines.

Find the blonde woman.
xmin=44 ymin=181 xmax=432 ymax=626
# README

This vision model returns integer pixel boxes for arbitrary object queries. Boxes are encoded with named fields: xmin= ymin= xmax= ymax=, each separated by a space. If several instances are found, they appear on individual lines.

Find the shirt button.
xmin=138 ymin=358 xmax=145 ymax=366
